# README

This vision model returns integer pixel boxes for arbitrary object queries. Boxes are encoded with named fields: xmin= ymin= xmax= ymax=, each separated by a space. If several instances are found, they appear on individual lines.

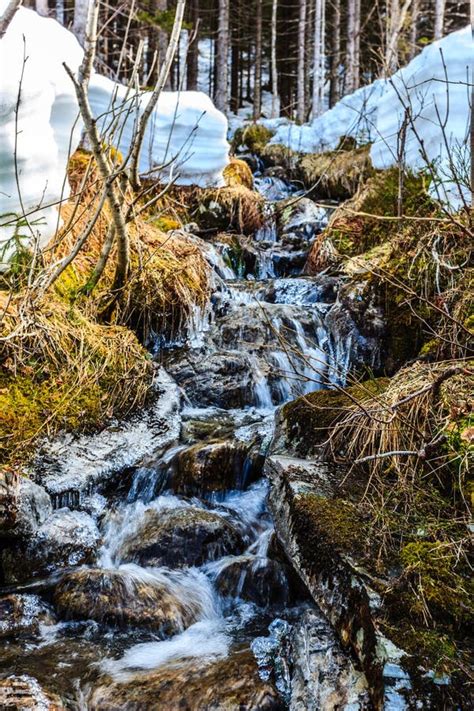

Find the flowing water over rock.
xmin=0 ymin=179 xmax=375 ymax=709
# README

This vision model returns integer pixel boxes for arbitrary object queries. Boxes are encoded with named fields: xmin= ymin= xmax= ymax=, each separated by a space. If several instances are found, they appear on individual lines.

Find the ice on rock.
xmin=0 ymin=5 xmax=229 ymax=271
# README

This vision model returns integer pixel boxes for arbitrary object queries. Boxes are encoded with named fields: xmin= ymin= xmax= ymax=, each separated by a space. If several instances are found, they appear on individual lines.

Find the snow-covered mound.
xmin=0 ymin=5 xmax=229 ymax=271
xmin=0 ymin=5 xmax=83 ymax=269
xmin=371 ymin=26 xmax=471 ymax=208
xmin=89 ymin=75 xmax=229 ymax=186
xmin=270 ymin=26 xmax=471 ymax=209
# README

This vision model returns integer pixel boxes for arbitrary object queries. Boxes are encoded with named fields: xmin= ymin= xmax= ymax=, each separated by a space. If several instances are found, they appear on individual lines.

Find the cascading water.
xmin=0 ymin=170 xmax=369 ymax=708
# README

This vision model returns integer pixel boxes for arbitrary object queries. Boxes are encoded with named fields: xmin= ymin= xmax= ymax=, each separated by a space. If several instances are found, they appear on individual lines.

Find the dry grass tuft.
xmin=0 ymin=293 xmax=154 ymax=464
xmin=299 ymin=145 xmax=373 ymax=199
xmin=223 ymin=158 xmax=254 ymax=190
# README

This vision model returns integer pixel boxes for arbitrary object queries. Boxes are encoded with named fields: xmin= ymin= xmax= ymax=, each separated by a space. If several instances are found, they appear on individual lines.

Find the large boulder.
xmin=54 ymin=568 xmax=200 ymax=634
xmin=169 ymin=440 xmax=261 ymax=496
xmin=119 ymin=506 xmax=245 ymax=568
xmin=1 ymin=509 xmax=100 ymax=584
xmin=88 ymin=649 xmax=283 ymax=710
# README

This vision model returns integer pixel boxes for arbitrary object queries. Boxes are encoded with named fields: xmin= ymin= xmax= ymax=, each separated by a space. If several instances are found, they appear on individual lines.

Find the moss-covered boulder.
xmin=89 ymin=648 xmax=283 ymax=710
xmin=261 ymin=143 xmax=300 ymax=174
xmin=272 ymin=379 xmax=388 ymax=459
xmin=118 ymin=505 xmax=245 ymax=568
xmin=54 ymin=568 xmax=200 ymax=633
xmin=239 ymin=124 xmax=274 ymax=154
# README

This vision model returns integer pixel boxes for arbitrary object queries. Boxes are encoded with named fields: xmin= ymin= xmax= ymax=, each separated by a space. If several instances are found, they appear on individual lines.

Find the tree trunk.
xmin=345 ymin=0 xmax=360 ymax=94
xmin=271 ymin=0 xmax=279 ymax=117
xmin=385 ymin=0 xmax=412 ymax=75
xmin=186 ymin=0 xmax=200 ymax=90
xmin=296 ymin=0 xmax=307 ymax=123
xmin=409 ymin=0 xmax=418 ymax=59
xmin=73 ymin=0 xmax=89 ymax=46
xmin=434 ymin=0 xmax=445 ymax=39
xmin=329 ymin=0 xmax=340 ymax=106
xmin=253 ymin=0 xmax=263 ymax=120
xmin=312 ymin=0 xmax=325 ymax=118
xmin=215 ymin=0 xmax=230 ymax=112
xmin=55 ymin=0 xmax=64 ymax=25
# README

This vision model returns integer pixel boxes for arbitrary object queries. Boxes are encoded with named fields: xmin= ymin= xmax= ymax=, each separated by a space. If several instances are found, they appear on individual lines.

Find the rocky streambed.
xmin=0 ymin=171 xmax=451 ymax=710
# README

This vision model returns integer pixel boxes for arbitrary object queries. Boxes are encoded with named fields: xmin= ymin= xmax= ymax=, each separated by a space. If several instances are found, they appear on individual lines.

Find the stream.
xmin=0 ymin=175 xmax=371 ymax=708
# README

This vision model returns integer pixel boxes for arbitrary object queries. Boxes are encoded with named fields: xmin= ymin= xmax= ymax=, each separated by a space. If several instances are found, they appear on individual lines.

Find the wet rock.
xmin=276 ymin=197 xmax=327 ymax=249
xmin=0 ymin=675 xmax=64 ymax=710
xmin=119 ymin=505 xmax=245 ymax=568
xmin=169 ymin=440 xmax=260 ymax=496
xmin=168 ymin=350 xmax=255 ymax=408
xmin=215 ymin=555 xmax=289 ymax=606
xmin=0 ymin=472 xmax=52 ymax=540
xmin=271 ymin=247 xmax=308 ymax=277
xmin=1 ymin=509 xmax=100 ymax=584
xmin=0 ymin=594 xmax=56 ymax=639
xmin=54 ymin=568 xmax=200 ymax=634
xmin=289 ymin=609 xmax=370 ymax=710
xmin=89 ymin=648 xmax=284 ymax=710
xmin=31 ymin=369 xmax=180 ymax=509
xmin=265 ymin=454 xmax=447 ymax=709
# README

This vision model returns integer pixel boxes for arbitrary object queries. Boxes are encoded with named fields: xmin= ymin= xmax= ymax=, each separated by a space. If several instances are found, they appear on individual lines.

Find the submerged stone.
xmin=0 ymin=594 xmax=56 ymax=639
xmin=215 ymin=555 xmax=289 ymax=607
xmin=54 ymin=568 xmax=200 ymax=634
xmin=89 ymin=648 xmax=284 ymax=710
xmin=119 ymin=506 xmax=245 ymax=568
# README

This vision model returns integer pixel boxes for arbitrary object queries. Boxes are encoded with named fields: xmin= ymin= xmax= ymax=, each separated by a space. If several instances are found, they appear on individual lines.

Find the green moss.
xmin=400 ymin=541 xmax=472 ymax=624
xmin=298 ymin=145 xmax=374 ymax=200
xmin=241 ymin=124 xmax=274 ymax=154
xmin=295 ymin=494 xmax=366 ymax=558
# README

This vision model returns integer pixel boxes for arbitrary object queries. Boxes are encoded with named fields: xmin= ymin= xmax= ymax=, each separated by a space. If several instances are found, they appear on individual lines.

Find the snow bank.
xmin=89 ymin=75 xmax=229 ymax=187
xmin=0 ymin=5 xmax=229 ymax=271
xmin=270 ymin=27 xmax=471 ymax=209
xmin=371 ymin=26 xmax=471 ymax=208
xmin=0 ymin=6 xmax=83 ymax=269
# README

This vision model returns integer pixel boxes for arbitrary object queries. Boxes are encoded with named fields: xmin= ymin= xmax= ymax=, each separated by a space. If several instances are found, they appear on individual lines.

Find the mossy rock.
xmin=223 ymin=157 xmax=254 ymax=189
xmin=261 ymin=143 xmax=300 ymax=174
xmin=273 ymin=379 xmax=389 ymax=458
xmin=89 ymin=648 xmax=283 ymax=710
xmin=241 ymin=124 xmax=274 ymax=154
xmin=298 ymin=145 xmax=374 ymax=200
xmin=54 ymin=568 xmax=200 ymax=633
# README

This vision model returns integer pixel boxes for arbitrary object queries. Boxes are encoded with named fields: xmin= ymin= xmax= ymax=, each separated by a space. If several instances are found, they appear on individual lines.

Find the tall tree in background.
xmin=296 ymin=0 xmax=307 ymax=123
xmin=345 ymin=0 xmax=360 ymax=93
xmin=329 ymin=0 xmax=341 ymax=107
xmin=72 ymin=0 xmax=89 ymax=45
xmin=215 ymin=0 xmax=229 ymax=112
xmin=434 ymin=0 xmax=445 ymax=38
xmin=187 ymin=0 xmax=200 ymax=90
xmin=386 ymin=0 xmax=413 ymax=74
xmin=409 ymin=0 xmax=419 ymax=59
xmin=271 ymin=0 xmax=279 ymax=117
xmin=253 ymin=0 xmax=263 ymax=119
xmin=312 ymin=0 xmax=325 ymax=117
